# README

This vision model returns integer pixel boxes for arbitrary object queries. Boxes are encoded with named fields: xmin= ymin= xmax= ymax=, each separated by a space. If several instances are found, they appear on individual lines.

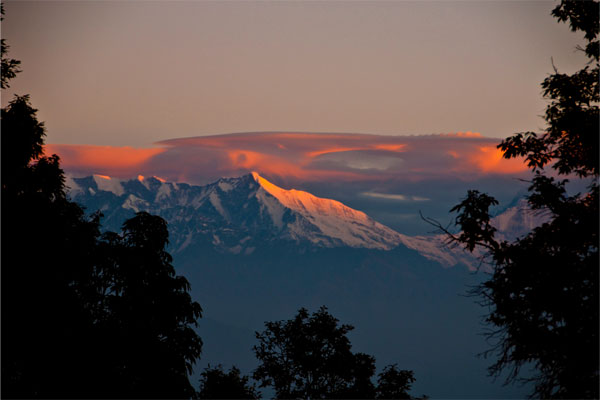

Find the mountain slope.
xmin=66 ymin=172 xmax=537 ymax=398
xmin=250 ymin=171 xmax=407 ymax=250
xmin=68 ymin=172 xmax=401 ymax=249
xmin=67 ymin=172 xmax=542 ymax=269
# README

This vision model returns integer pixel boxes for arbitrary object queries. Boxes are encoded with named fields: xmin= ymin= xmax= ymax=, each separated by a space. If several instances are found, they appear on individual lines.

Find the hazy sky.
xmin=2 ymin=0 xmax=588 ymax=146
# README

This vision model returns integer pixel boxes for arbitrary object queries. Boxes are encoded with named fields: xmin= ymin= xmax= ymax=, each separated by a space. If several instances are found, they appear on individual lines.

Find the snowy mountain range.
xmin=67 ymin=172 xmax=542 ymax=270
xmin=66 ymin=172 xmax=543 ymax=397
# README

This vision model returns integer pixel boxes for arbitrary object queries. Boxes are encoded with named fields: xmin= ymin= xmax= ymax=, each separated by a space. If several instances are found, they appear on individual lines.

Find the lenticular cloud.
xmin=47 ymin=131 xmax=528 ymax=185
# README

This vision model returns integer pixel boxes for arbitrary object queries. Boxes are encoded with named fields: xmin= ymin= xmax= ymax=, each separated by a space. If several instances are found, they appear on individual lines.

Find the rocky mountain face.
xmin=68 ymin=172 xmax=543 ymax=270
xmin=68 ymin=172 xmax=402 ymax=249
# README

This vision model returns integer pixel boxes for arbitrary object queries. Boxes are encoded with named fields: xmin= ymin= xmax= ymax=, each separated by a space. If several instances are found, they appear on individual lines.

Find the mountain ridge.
xmin=65 ymin=172 xmax=538 ymax=397
xmin=66 ymin=172 xmax=542 ymax=269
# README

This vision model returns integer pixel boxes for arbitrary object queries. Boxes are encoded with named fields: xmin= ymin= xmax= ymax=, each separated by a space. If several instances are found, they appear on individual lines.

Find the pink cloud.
xmin=45 ymin=144 xmax=166 ymax=177
xmin=47 ymin=132 xmax=529 ymax=184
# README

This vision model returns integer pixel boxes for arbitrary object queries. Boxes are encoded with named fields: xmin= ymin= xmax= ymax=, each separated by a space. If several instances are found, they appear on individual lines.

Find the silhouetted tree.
xmin=94 ymin=212 xmax=203 ymax=398
xmin=1 ymin=91 xmax=103 ymax=397
xmin=375 ymin=365 xmax=415 ymax=399
xmin=253 ymin=306 xmax=419 ymax=399
xmin=1 ymin=4 xmax=21 ymax=89
xmin=434 ymin=1 xmax=599 ymax=398
xmin=1 ymin=10 xmax=203 ymax=397
xmin=197 ymin=365 xmax=259 ymax=399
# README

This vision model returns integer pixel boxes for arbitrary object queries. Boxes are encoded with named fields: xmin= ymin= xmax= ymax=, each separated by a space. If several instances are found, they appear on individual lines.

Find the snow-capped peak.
xmin=92 ymin=174 xmax=124 ymax=196
xmin=71 ymin=172 xmax=540 ymax=269
xmin=251 ymin=171 xmax=370 ymax=223
xmin=250 ymin=172 xmax=400 ymax=250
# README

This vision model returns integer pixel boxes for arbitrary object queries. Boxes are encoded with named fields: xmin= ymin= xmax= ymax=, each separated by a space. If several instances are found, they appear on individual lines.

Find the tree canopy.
xmin=1 ymin=4 xmax=21 ymax=89
xmin=444 ymin=1 xmax=598 ymax=398
xmin=1 ymin=10 xmax=203 ymax=397
xmin=197 ymin=365 xmax=260 ymax=399
xmin=91 ymin=212 xmax=203 ymax=398
xmin=375 ymin=365 xmax=417 ymax=400
xmin=1 ymin=96 xmax=204 ymax=399
xmin=2 ymin=93 xmax=102 ymax=397
xmin=253 ymin=306 xmax=420 ymax=399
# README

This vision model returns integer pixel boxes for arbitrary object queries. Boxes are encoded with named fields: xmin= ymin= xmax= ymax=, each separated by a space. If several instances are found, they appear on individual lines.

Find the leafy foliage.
xmin=92 ymin=212 xmax=203 ymax=398
xmin=445 ymin=1 xmax=599 ymax=398
xmin=2 ymin=95 xmax=48 ymax=192
xmin=2 ymin=94 xmax=101 ymax=398
xmin=375 ymin=365 xmax=416 ymax=399
xmin=1 ymin=22 xmax=202 ymax=398
xmin=1 ymin=4 xmax=21 ymax=89
xmin=253 ymin=306 xmax=418 ymax=399
xmin=449 ymin=190 xmax=499 ymax=252
xmin=197 ymin=365 xmax=259 ymax=399
xmin=499 ymin=1 xmax=599 ymax=178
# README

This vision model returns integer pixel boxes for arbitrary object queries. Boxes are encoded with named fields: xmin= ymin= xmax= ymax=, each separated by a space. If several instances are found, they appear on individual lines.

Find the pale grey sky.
xmin=2 ymin=0 xmax=589 ymax=146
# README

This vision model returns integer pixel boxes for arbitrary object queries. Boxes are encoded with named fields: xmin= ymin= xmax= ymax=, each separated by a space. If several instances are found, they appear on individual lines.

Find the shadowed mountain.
xmin=68 ymin=173 xmax=539 ymax=398
xmin=67 ymin=172 xmax=498 ymax=267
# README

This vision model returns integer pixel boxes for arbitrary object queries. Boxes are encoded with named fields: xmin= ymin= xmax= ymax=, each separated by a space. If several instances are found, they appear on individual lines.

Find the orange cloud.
xmin=372 ymin=144 xmax=407 ymax=152
xmin=226 ymin=149 xmax=363 ymax=181
xmin=305 ymin=144 xmax=407 ymax=158
xmin=469 ymin=146 xmax=528 ymax=174
xmin=46 ymin=144 xmax=165 ymax=172
xmin=306 ymin=147 xmax=371 ymax=158
xmin=48 ymin=132 xmax=530 ymax=184
xmin=439 ymin=131 xmax=482 ymax=138
xmin=227 ymin=150 xmax=268 ymax=171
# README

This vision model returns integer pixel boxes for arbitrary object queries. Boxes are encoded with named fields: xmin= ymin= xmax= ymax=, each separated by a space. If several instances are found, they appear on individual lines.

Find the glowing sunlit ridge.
xmin=248 ymin=171 xmax=405 ymax=249
xmin=92 ymin=174 xmax=124 ymax=196
xmin=251 ymin=171 xmax=370 ymax=223
xmin=249 ymin=173 xmax=487 ymax=262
